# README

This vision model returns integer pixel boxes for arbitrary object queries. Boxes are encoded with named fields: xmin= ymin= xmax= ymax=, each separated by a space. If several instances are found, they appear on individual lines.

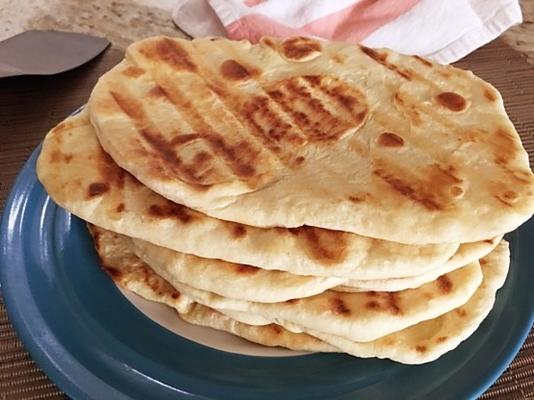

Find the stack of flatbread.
xmin=36 ymin=36 xmax=534 ymax=364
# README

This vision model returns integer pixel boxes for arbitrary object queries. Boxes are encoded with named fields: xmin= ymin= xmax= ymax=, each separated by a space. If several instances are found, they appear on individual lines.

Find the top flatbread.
xmin=88 ymin=36 xmax=534 ymax=243
xmin=36 ymin=110 xmax=471 ymax=279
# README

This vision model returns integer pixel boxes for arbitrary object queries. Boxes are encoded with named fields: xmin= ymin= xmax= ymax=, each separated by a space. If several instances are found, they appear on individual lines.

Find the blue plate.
xmin=1 ymin=145 xmax=533 ymax=400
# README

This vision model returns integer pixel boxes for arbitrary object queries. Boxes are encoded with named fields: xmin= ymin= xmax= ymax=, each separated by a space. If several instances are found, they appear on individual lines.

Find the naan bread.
xmin=37 ymin=110 xmax=470 ymax=280
xmin=338 ymin=236 xmax=501 ymax=291
xmin=88 ymin=36 xmax=534 ymax=243
xmin=88 ymin=225 xmax=332 ymax=352
xmin=87 ymin=224 xmax=193 ymax=313
xmin=181 ymin=304 xmax=337 ymax=353
xmin=308 ymin=240 xmax=510 ymax=363
xmin=130 ymin=237 xmax=345 ymax=303
xmin=126 ymin=228 xmax=483 ymax=342
xmin=89 ymin=225 xmax=509 ymax=364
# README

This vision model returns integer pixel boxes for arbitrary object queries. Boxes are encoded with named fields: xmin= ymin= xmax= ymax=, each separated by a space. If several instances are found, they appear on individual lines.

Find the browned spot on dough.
xmin=285 ymin=298 xmax=300 ymax=305
xmin=483 ymin=239 xmax=494 ymax=244
xmin=377 ymin=132 xmax=404 ymax=147
xmin=373 ymin=162 xmax=462 ymax=211
xmin=413 ymin=55 xmax=432 ymax=67
xmin=110 ymin=90 xmax=145 ymax=121
xmin=88 ymin=182 xmax=110 ymax=198
xmin=282 ymin=37 xmax=321 ymax=60
xmin=193 ymin=151 xmax=213 ymax=166
xmin=360 ymin=46 xmax=387 ymax=62
xmin=95 ymin=147 xmax=128 ymax=189
xmin=235 ymin=264 xmax=259 ymax=274
xmin=366 ymin=291 xmax=378 ymax=297
xmin=294 ymin=156 xmax=306 ymax=165
xmin=50 ymin=150 xmax=62 ymax=163
xmin=147 ymin=203 xmax=196 ymax=224
xmin=220 ymin=59 xmax=256 ymax=81
xmin=148 ymin=85 xmax=167 ymax=99
xmin=366 ymin=300 xmax=379 ymax=310
xmin=348 ymin=193 xmax=370 ymax=203
xmin=436 ymin=336 xmax=448 ymax=343
xmin=270 ymin=325 xmax=282 ymax=334
xmin=387 ymin=292 xmax=401 ymax=315
xmin=484 ymin=88 xmax=497 ymax=102
xmin=330 ymin=298 xmax=351 ymax=316
xmin=115 ymin=203 xmax=125 ymax=213
xmin=360 ymin=46 xmax=412 ymax=80
xmin=450 ymin=186 xmax=464 ymax=197
xmin=456 ymin=308 xmax=467 ymax=317
xmin=415 ymin=345 xmax=427 ymax=353
xmin=480 ymin=258 xmax=488 ymax=265
xmin=122 ymin=66 xmax=145 ymax=78
xmin=436 ymin=92 xmax=467 ymax=112
xmin=332 ymin=54 xmax=345 ymax=64
xmin=289 ymin=226 xmax=349 ymax=265
xmin=231 ymin=224 xmax=247 ymax=238
xmin=142 ymin=38 xmax=197 ymax=72
xmin=262 ymin=38 xmax=276 ymax=49
xmin=437 ymin=275 xmax=453 ymax=294
xmin=171 ymin=292 xmax=180 ymax=299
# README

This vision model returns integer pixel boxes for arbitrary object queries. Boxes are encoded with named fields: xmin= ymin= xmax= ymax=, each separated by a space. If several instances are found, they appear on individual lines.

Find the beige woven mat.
xmin=0 ymin=39 xmax=533 ymax=399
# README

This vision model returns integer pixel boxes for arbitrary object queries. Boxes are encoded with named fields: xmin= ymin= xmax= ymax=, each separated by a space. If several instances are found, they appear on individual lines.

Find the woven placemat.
xmin=0 ymin=39 xmax=533 ymax=399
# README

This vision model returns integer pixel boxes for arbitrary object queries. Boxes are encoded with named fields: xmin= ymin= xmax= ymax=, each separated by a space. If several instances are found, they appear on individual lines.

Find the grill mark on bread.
xmin=387 ymin=293 xmax=401 ymax=315
xmin=364 ymin=293 xmax=401 ymax=314
xmin=281 ymin=37 xmax=321 ymax=61
xmin=220 ymin=59 xmax=256 ymax=81
xmin=230 ymin=223 xmax=247 ymax=238
xmin=391 ymin=91 xmax=533 ymax=197
xmin=373 ymin=162 xmax=461 ymax=211
xmin=147 ymin=203 xmax=196 ymax=223
xmin=140 ymin=79 xmax=263 ymax=184
xmin=110 ymin=84 xmax=257 ymax=188
xmin=88 ymin=182 xmax=110 ymax=197
xmin=359 ymin=45 xmax=412 ymax=80
xmin=415 ymin=345 xmax=427 ymax=353
xmin=437 ymin=275 xmax=453 ymax=294
xmin=234 ymin=264 xmax=260 ymax=274
xmin=330 ymin=297 xmax=351 ymax=316
xmin=122 ymin=66 xmax=146 ymax=78
xmin=412 ymin=55 xmax=432 ymax=67
xmin=141 ymin=37 xmax=197 ymax=72
xmin=301 ymin=75 xmax=368 ymax=125
xmin=169 ymin=133 xmax=201 ymax=146
xmin=288 ymin=226 xmax=348 ymax=265
xmin=484 ymin=88 xmax=497 ymax=102
xmin=264 ymin=76 xmax=366 ymax=143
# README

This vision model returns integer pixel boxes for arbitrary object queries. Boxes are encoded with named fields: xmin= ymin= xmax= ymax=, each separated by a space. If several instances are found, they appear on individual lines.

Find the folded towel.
xmin=172 ymin=0 xmax=522 ymax=64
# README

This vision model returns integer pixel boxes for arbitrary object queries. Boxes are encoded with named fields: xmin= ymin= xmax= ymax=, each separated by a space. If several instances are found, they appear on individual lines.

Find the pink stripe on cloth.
xmin=226 ymin=14 xmax=308 ymax=43
xmin=244 ymin=0 xmax=266 ymax=6
xmin=303 ymin=0 xmax=421 ymax=42
xmin=226 ymin=0 xmax=421 ymax=44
